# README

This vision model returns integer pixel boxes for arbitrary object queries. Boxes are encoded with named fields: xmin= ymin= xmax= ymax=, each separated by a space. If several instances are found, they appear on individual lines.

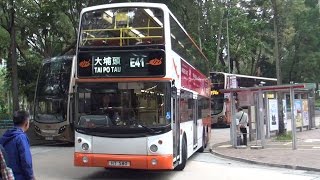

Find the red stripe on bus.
xmin=76 ymin=77 xmax=173 ymax=83
xmin=74 ymin=153 xmax=174 ymax=170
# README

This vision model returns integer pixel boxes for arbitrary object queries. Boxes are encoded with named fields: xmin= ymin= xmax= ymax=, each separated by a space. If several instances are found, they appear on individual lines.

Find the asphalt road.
xmin=27 ymin=110 xmax=320 ymax=179
xmin=32 ymin=145 xmax=320 ymax=180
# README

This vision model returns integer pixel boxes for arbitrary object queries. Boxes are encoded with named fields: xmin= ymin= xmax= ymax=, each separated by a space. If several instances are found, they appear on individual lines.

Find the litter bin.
xmin=237 ymin=135 xmax=242 ymax=146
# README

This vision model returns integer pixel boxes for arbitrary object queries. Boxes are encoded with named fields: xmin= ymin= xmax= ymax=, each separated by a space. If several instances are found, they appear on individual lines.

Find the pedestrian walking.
xmin=235 ymin=107 xmax=248 ymax=146
xmin=0 ymin=110 xmax=35 ymax=180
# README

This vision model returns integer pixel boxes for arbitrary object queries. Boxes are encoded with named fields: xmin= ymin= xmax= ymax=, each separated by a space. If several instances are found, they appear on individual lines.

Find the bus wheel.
xmin=175 ymin=136 xmax=187 ymax=171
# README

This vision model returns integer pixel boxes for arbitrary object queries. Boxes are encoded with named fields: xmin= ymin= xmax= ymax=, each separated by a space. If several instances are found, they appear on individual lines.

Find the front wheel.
xmin=175 ymin=136 xmax=187 ymax=171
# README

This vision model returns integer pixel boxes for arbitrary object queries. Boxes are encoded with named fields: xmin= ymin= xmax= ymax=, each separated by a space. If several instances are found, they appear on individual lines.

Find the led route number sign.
xmin=77 ymin=50 xmax=165 ymax=77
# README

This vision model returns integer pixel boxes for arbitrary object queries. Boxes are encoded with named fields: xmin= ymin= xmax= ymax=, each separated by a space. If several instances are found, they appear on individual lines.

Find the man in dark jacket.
xmin=0 ymin=110 xmax=35 ymax=180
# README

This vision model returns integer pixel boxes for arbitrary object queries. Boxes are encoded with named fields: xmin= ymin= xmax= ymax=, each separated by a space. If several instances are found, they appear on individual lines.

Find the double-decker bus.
xmin=33 ymin=55 xmax=76 ymax=143
xmin=73 ymin=3 xmax=211 ymax=170
xmin=210 ymin=72 xmax=277 ymax=127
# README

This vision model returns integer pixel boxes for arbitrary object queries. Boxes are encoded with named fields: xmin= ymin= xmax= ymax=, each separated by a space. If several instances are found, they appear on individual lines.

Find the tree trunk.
xmin=215 ymin=1 xmax=223 ymax=65
xmin=272 ymin=0 xmax=285 ymax=135
xmin=9 ymin=0 xmax=19 ymax=112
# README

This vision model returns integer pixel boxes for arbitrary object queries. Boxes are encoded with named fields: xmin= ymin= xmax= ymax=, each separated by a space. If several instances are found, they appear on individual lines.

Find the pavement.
xmin=210 ymin=127 xmax=320 ymax=172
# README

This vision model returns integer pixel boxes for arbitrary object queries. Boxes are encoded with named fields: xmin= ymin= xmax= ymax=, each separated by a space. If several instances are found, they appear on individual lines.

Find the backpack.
xmin=0 ymin=144 xmax=14 ymax=180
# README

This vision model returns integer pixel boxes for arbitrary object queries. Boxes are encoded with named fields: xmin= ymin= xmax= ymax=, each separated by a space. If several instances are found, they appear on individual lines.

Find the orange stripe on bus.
xmin=74 ymin=153 xmax=174 ymax=170
xmin=76 ymin=77 xmax=172 ymax=83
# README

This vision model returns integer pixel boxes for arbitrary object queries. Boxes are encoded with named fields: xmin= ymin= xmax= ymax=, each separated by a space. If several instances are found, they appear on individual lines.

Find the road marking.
xmin=304 ymin=139 xmax=320 ymax=143
xmin=312 ymin=146 xmax=320 ymax=149
xmin=218 ymin=145 xmax=232 ymax=148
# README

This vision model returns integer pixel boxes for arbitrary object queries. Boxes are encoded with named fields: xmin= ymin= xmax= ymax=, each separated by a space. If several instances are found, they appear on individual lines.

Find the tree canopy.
xmin=0 ymin=0 xmax=319 ymax=110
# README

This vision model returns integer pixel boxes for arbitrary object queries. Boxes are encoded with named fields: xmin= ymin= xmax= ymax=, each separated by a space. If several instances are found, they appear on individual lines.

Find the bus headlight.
xmin=150 ymin=144 xmax=158 ymax=152
xmin=58 ymin=126 xmax=66 ymax=134
xmin=34 ymin=125 xmax=40 ymax=133
xmin=82 ymin=143 xmax=89 ymax=151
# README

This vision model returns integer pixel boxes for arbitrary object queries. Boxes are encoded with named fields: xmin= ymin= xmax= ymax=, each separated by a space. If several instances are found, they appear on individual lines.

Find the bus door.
xmin=68 ymin=93 xmax=75 ymax=128
xmin=172 ymin=87 xmax=180 ymax=162
xmin=193 ymin=95 xmax=198 ymax=149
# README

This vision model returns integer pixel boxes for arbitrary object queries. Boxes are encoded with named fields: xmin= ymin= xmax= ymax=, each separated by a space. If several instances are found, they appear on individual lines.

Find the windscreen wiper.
xmin=136 ymin=123 xmax=161 ymax=134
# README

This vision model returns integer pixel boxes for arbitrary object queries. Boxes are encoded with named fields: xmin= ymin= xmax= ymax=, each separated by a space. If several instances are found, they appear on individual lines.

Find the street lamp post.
xmin=226 ymin=0 xmax=231 ymax=73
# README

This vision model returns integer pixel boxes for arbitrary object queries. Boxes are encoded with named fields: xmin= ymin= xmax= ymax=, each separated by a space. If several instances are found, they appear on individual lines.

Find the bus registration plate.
xmin=108 ymin=161 xmax=130 ymax=167
xmin=45 ymin=137 xmax=53 ymax=140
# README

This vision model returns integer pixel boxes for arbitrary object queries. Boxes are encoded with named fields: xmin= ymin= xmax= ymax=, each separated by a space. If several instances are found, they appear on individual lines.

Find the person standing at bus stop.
xmin=0 ymin=110 xmax=35 ymax=180
xmin=236 ymin=107 xmax=248 ymax=146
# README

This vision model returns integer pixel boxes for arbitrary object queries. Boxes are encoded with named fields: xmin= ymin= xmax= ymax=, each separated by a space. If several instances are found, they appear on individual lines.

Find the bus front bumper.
xmin=74 ymin=152 xmax=173 ymax=170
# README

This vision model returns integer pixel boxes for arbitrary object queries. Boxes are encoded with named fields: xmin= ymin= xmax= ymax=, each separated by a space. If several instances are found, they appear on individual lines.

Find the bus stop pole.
xmin=265 ymin=92 xmax=270 ymax=139
xmin=258 ymin=88 xmax=265 ymax=148
xmin=230 ymin=93 xmax=237 ymax=147
xmin=290 ymin=87 xmax=297 ymax=150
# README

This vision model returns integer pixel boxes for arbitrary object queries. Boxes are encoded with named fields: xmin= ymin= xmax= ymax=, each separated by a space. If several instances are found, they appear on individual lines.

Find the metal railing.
xmin=0 ymin=120 xmax=13 ymax=129
xmin=81 ymin=27 xmax=163 ymax=46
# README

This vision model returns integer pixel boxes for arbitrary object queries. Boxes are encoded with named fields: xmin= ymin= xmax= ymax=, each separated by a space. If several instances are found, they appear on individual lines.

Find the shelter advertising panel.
xmin=77 ymin=50 xmax=165 ymax=77
xmin=302 ymin=99 xmax=309 ymax=126
xmin=283 ymin=99 xmax=287 ymax=129
xmin=294 ymin=100 xmax=303 ymax=127
xmin=268 ymin=99 xmax=279 ymax=131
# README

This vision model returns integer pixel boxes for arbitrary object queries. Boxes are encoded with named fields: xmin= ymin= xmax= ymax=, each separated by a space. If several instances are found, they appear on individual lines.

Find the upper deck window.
xmin=170 ymin=15 xmax=208 ymax=75
xmin=80 ymin=7 xmax=164 ymax=47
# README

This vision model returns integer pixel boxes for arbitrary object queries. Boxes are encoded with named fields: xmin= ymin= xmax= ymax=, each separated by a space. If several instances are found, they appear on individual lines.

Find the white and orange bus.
xmin=210 ymin=72 xmax=277 ymax=127
xmin=73 ymin=3 xmax=211 ymax=170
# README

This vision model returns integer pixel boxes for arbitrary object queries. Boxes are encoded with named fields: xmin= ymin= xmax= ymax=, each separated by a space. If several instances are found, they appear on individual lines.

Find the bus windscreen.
xmin=80 ymin=7 xmax=164 ymax=47
xmin=211 ymin=73 xmax=225 ymax=115
xmin=75 ymin=82 xmax=171 ymax=135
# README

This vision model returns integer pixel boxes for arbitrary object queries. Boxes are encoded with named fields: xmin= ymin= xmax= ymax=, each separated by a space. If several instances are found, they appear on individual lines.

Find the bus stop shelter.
xmin=220 ymin=83 xmax=316 ymax=150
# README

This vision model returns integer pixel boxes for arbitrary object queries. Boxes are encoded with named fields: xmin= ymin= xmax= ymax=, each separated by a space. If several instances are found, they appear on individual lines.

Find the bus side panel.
xmin=196 ymin=119 xmax=204 ymax=147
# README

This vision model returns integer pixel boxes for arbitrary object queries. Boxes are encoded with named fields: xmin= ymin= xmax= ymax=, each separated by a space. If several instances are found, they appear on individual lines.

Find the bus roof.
xmin=80 ymin=3 xmax=209 ymax=63
xmin=210 ymin=72 xmax=277 ymax=81
xmin=81 ymin=3 xmax=169 ymax=15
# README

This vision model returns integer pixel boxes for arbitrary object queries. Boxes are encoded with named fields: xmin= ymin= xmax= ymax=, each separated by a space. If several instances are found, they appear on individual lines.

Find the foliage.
xmin=315 ymin=98 xmax=320 ymax=108
xmin=0 ymin=113 xmax=11 ymax=120
xmin=275 ymin=133 xmax=292 ymax=141
xmin=0 ymin=0 xmax=320 ymax=110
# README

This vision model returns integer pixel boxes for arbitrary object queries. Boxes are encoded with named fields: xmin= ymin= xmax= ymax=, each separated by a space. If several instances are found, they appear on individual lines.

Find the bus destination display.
xmin=78 ymin=50 xmax=165 ymax=77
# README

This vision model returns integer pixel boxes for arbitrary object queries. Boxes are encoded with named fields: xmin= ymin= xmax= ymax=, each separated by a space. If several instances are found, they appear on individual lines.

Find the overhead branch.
xmin=59 ymin=40 xmax=76 ymax=56
xmin=27 ymin=39 xmax=43 ymax=56
xmin=16 ymin=43 xmax=28 ymax=61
